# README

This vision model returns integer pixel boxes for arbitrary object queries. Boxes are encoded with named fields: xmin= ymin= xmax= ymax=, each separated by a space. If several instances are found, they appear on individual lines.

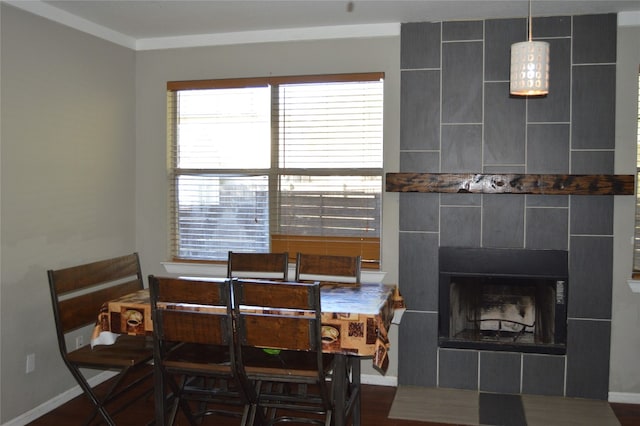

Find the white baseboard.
xmin=2 ymin=371 xmax=117 ymax=426
xmin=361 ymin=373 xmax=397 ymax=387
xmin=609 ymin=391 xmax=640 ymax=404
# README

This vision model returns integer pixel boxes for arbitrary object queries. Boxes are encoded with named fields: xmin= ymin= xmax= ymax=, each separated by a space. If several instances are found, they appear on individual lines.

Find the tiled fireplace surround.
xmin=397 ymin=14 xmax=617 ymax=400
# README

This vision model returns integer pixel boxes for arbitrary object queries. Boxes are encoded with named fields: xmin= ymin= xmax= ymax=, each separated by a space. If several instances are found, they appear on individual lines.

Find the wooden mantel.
xmin=385 ymin=173 xmax=635 ymax=195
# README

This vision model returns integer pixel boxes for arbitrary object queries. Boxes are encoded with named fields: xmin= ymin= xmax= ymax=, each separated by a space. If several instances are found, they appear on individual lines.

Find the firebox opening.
xmin=438 ymin=247 xmax=568 ymax=355
xmin=449 ymin=276 xmax=558 ymax=346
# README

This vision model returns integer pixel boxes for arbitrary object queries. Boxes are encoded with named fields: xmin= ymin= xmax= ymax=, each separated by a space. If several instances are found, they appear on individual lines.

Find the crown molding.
xmin=5 ymin=0 xmax=398 ymax=51
xmin=135 ymin=23 xmax=399 ymax=51
xmin=619 ymin=11 xmax=640 ymax=26
xmin=4 ymin=0 xmax=136 ymax=49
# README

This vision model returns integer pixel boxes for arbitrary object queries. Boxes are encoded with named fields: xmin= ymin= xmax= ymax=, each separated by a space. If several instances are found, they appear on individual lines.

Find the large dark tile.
xmin=479 ymin=351 xmax=522 ymax=394
xmin=400 ymin=193 xmax=439 ymax=232
xmin=441 ymin=193 xmax=482 ymax=206
xmin=522 ymin=354 xmax=566 ymax=396
xmin=398 ymin=311 xmax=438 ymax=386
xmin=439 ymin=349 xmax=479 ymax=390
xmin=526 ymin=195 xmax=568 ymax=208
xmin=533 ymin=16 xmax=571 ymax=38
xmin=400 ymin=151 xmax=440 ymax=173
xmin=485 ymin=18 xmax=524 ymax=82
xmin=570 ymin=196 xmax=613 ymax=236
xmin=568 ymin=236 xmax=613 ymax=319
xmin=401 ymin=70 xmax=441 ymax=150
xmin=441 ymin=206 xmax=482 ymax=247
xmin=482 ymin=194 xmax=525 ymax=248
xmin=527 ymin=38 xmax=571 ymax=123
xmin=566 ymin=319 xmax=611 ymax=400
xmin=483 ymin=165 xmax=525 ymax=174
xmin=484 ymin=82 xmax=526 ymax=165
xmin=572 ymin=65 xmax=616 ymax=149
xmin=442 ymin=41 xmax=483 ymax=124
xmin=479 ymin=393 xmax=526 ymax=426
xmin=525 ymin=207 xmax=568 ymax=250
xmin=571 ymin=151 xmax=614 ymax=174
xmin=572 ymin=14 xmax=617 ymax=65
xmin=527 ymin=124 xmax=570 ymax=173
xmin=401 ymin=22 xmax=441 ymax=69
xmin=399 ymin=232 xmax=439 ymax=311
xmin=441 ymin=125 xmax=483 ymax=172
xmin=443 ymin=20 xmax=483 ymax=41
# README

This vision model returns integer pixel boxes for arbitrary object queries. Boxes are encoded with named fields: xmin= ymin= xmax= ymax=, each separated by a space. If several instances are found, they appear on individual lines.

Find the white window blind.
xmin=168 ymin=74 xmax=384 ymax=263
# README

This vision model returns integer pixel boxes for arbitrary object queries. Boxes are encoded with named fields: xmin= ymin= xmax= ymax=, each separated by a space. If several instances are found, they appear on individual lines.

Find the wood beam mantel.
xmin=385 ymin=173 xmax=635 ymax=195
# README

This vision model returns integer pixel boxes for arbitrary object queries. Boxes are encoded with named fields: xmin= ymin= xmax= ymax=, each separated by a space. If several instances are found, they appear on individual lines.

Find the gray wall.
xmin=134 ymin=35 xmax=402 ymax=380
xmin=397 ymin=14 xmax=623 ymax=400
xmin=1 ymin=5 xmax=136 ymax=423
xmin=611 ymin=24 xmax=640 ymax=396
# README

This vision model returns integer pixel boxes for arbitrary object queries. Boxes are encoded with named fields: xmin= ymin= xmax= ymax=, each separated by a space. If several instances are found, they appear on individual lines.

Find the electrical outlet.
xmin=26 ymin=353 xmax=35 ymax=374
xmin=76 ymin=335 xmax=84 ymax=349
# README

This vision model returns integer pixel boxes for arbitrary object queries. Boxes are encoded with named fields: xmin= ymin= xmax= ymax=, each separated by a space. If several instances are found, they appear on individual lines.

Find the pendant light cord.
xmin=528 ymin=0 xmax=533 ymax=42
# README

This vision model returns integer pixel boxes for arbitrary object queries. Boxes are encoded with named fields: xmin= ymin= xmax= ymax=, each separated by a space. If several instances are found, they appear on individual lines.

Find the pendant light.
xmin=510 ymin=0 xmax=549 ymax=96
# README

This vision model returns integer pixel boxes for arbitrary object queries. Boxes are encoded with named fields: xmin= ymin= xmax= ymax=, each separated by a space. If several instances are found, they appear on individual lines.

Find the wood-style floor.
xmin=26 ymin=368 xmax=640 ymax=426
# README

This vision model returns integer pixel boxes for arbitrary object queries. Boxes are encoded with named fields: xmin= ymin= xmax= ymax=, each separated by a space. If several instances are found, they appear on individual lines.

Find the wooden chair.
xmin=228 ymin=251 xmax=289 ymax=281
xmin=47 ymin=253 xmax=154 ymax=426
xmin=232 ymin=278 xmax=335 ymax=426
xmin=294 ymin=253 xmax=362 ymax=285
xmin=149 ymin=275 xmax=250 ymax=425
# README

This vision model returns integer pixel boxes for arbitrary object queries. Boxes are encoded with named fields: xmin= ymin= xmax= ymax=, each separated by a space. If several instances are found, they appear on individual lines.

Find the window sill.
xmin=627 ymin=279 xmax=640 ymax=293
xmin=161 ymin=262 xmax=387 ymax=284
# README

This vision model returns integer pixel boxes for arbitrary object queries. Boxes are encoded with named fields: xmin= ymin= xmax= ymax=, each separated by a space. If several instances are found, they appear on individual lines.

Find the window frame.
xmin=167 ymin=73 xmax=385 ymax=267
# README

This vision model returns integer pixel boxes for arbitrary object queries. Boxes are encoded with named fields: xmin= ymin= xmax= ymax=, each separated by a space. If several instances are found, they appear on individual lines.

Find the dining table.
xmin=91 ymin=279 xmax=405 ymax=426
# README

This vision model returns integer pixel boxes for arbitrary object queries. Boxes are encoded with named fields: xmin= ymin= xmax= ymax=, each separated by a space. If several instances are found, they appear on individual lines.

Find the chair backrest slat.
xmin=57 ymin=279 xmax=141 ymax=332
xmin=242 ymin=315 xmax=314 ymax=351
xmin=234 ymin=279 xmax=313 ymax=310
xmin=295 ymin=253 xmax=361 ymax=284
xmin=48 ymin=253 xmax=144 ymax=335
xmin=50 ymin=253 xmax=142 ymax=294
xmin=228 ymin=251 xmax=289 ymax=280
xmin=161 ymin=310 xmax=228 ymax=345
xmin=155 ymin=276 xmax=227 ymax=305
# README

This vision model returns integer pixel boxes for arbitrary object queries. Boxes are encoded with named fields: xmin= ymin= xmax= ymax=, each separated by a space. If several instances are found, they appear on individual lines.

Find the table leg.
xmin=153 ymin=348 xmax=165 ymax=425
xmin=333 ymin=354 xmax=347 ymax=426
xmin=350 ymin=356 xmax=361 ymax=426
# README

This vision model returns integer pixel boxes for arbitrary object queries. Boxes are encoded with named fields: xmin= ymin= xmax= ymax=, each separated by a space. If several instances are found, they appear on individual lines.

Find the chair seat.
xmin=241 ymin=347 xmax=334 ymax=380
xmin=67 ymin=335 xmax=153 ymax=368
xmin=163 ymin=343 xmax=233 ymax=374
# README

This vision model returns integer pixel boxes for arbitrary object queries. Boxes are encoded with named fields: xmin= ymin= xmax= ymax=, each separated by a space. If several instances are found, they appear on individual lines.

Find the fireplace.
xmin=438 ymin=247 xmax=568 ymax=355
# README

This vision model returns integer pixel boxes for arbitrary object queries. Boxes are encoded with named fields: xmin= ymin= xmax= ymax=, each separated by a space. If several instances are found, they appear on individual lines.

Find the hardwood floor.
xmin=26 ymin=370 xmax=640 ymax=426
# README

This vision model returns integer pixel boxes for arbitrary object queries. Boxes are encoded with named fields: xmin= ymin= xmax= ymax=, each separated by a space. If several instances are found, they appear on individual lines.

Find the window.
xmin=167 ymin=73 xmax=384 ymax=267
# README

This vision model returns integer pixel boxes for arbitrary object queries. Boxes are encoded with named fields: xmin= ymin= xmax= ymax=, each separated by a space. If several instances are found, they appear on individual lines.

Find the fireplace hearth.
xmin=439 ymin=247 xmax=568 ymax=355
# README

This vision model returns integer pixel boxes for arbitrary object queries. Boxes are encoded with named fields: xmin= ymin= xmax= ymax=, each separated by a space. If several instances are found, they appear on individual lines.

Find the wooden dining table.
xmin=91 ymin=279 xmax=404 ymax=426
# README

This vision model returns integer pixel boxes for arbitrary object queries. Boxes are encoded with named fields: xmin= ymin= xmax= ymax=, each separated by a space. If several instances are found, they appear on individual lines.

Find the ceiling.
xmin=7 ymin=0 xmax=640 ymax=49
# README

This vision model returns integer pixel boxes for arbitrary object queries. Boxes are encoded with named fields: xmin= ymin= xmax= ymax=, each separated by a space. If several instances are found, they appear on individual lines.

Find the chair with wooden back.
xmin=232 ymin=278 xmax=335 ymax=426
xmin=149 ymin=275 xmax=250 ymax=425
xmin=295 ymin=253 xmax=362 ymax=285
xmin=227 ymin=251 xmax=289 ymax=281
xmin=47 ymin=252 xmax=154 ymax=426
